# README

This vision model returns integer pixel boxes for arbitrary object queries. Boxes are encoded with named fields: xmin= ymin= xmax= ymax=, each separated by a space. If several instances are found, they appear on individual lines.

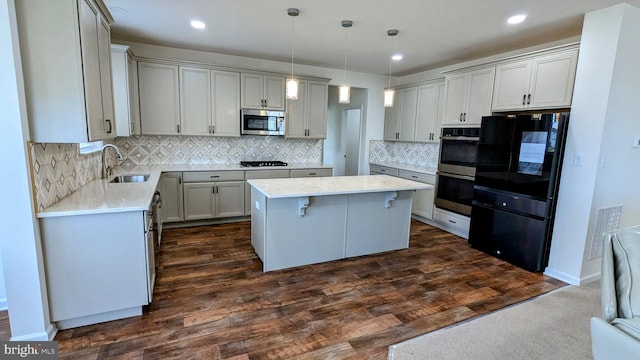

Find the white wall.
xmin=0 ymin=0 xmax=54 ymax=340
xmin=546 ymin=3 xmax=640 ymax=284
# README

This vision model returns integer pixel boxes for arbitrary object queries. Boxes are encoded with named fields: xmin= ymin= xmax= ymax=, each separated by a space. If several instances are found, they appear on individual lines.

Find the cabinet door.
xmin=442 ymin=74 xmax=467 ymax=125
xmin=306 ymin=81 xmax=328 ymax=139
xmin=286 ymin=80 xmax=307 ymax=138
xmin=241 ymin=73 xmax=265 ymax=109
xmin=264 ymin=75 xmax=286 ymax=110
xmin=528 ymin=50 xmax=578 ymax=109
xmin=79 ymin=0 xmax=105 ymax=141
xmin=97 ymin=15 xmax=115 ymax=138
xmin=211 ymin=71 xmax=240 ymax=137
xmin=183 ymin=183 xmax=216 ymax=220
xmin=138 ymin=62 xmax=180 ymax=135
xmin=111 ymin=46 xmax=133 ymax=136
xmin=216 ymin=181 xmax=245 ymax=218
xmin=465 ymin=67 xmax=495 ymax=125
xmin=491 ymin=60 xmax=532 ymax=111
xmin=129 ymin=58 xmax=141 ymax=135
xmin=398 ymin=88 xmax=418 ymax=141
xmin=415 ymin=84 xmax=438 ymax=142
xmin=180 ymin=66 xmax=211 ymax=136
xmin=161 ymin=172 xmax=184 ymax=223
xmin=384 ymin=92 xmax=402 ymax=140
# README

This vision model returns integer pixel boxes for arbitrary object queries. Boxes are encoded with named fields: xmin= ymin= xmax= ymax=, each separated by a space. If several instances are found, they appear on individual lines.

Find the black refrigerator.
xmin=468 ymin=112 xmax=569 ymax=272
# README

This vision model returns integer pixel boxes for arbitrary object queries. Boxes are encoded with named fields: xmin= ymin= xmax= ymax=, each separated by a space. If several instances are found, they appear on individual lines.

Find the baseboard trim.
xmin=0 ymin=298 xmax=7 ymax=311
xmin=10 ymin=323 xmax=56 ymax=341
xmin=580 ymin=271 xmax=601 ymax=285
xmin=543 ymin=268 xmax=581 ymax=285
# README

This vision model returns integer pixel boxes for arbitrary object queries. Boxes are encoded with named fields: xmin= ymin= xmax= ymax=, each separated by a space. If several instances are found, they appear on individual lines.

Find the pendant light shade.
xmin=286 ymin=8 xmax=299 ymax=100
xmin=286 ymin=78 xmax=299 ymax=100
xmin=338 ymin=20 xmax=353 ymax=104
xmin=384 ymin=29 xmax=398 ymax=108
xmin=384 ymin=88 xmax=395 ymax=107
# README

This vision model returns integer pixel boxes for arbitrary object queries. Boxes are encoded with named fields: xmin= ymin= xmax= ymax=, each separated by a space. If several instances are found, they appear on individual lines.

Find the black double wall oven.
xmin=435 ymin=127 xmax=480 ymax=216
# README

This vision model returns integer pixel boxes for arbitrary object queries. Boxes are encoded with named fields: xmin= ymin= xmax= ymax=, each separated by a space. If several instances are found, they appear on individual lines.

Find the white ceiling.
xmin=103 ymin=0 xmax=637 ymax=76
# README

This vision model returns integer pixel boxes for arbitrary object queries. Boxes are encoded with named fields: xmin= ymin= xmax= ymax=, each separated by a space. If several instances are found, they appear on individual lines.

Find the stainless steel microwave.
xmin=241 ymin=109 xmax=286 ymax=136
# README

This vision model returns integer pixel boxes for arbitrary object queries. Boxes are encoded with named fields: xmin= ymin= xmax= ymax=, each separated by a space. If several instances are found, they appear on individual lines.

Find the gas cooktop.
xmin=240 ymin=161 xmax=288 ymax=167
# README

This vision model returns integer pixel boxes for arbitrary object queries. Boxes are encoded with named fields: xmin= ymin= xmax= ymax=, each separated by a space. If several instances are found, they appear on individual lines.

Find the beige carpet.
xmin=388 ymin=281 xmax=600 ymax=360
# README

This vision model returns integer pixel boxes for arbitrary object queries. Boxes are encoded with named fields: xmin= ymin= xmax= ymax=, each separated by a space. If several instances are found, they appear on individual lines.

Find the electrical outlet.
xmin=633 ymin=136 xmax=640 ymax=148
xmin=574 ymin=153 xmax=584 ymax=166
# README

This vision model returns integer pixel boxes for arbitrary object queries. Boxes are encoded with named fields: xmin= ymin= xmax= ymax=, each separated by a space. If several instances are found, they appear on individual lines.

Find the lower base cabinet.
xmin=370 ymin=165 xmax=435 ymax=220
xmin=182 ymin=171 xmax=245 ymax=220
xmin=40 ymin=211 xmax=150 ymax=329
xmin=161 ymin=172 xmax=184 ymax=223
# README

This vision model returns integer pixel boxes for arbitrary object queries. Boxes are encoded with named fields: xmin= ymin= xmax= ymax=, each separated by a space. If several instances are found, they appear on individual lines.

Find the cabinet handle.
xmin=527 ymin=94 xmax=531 ymax=105
xmin=412 ymin=176 xmax=418 ymax=179
xmin=463 ymin=113 xmax=467 ymax=122
xmin=106 ymin=119 xmax=112 ymax=133
xmin=522 ymin=94 xmax=526 ymax=105
xmin=309 ymin=172 xmax=316 ymax=176
xmin=176 ymin=124 xmax=180 ymax=133
xmin=208 ymin=125 xmax=212 ymax=134
xmin=459 ymin=113 xmax=463 ymax=121
xmin=211 ymin=125 xmax=215 ymax=134
xmin=179 ymin=177 xmax=182 ymax=184
xmin=210 ymin=175 xmax=220 ymax=178
xmin=448 ymin=219 xmax=457 ymax=224
xmin=130 ymin=121 xmax=134 ymax=133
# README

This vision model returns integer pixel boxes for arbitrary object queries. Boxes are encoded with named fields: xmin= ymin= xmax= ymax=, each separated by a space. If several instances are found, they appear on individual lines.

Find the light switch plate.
xmin=633 ymin=136 xmax=639 ymax=148
xmin=574 ymin=153 xmax=584 ymax=166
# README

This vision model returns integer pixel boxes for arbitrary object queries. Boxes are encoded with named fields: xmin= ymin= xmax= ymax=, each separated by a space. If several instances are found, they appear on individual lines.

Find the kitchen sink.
xmin=109 ymin=174 xmax=150 ymax=183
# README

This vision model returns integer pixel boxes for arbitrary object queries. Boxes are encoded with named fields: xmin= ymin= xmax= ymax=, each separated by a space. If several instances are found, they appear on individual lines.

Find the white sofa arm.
xmin=591 ymin=317 xmax=640 ymax=360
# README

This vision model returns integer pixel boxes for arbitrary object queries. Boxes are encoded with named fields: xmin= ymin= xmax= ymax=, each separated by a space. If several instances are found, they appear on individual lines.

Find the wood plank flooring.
xmin=40 ymin=220 xmax=562 ymax=359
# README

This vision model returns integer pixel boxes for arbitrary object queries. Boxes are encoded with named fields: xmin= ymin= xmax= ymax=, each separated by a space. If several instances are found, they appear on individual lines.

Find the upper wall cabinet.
xmin=442 ymin=66 xmax=495 ymax=126
xmin=241 ymin=73 xmax=286 ymax=110
xmin=16 ymin=0 xmax=116 ymax=143
xmin=179 ymin=67 xmax=240 ymax=137
xmin=111 ymin=45 xmax=140 ymax=136
xmin=384 ymin=80 xmax=445 ymax=142
xmin=491 ymin=49 xmax=579 ymax=111
xmin=286 ymin=80 xmax=328 ymax=139
xmin=138 ymin=62 xmax=181 ymax=135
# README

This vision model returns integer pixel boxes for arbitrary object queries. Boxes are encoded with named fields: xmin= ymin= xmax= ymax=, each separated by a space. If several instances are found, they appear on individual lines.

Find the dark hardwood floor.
xmin=43 ymin=220 xmax=563 ymax=359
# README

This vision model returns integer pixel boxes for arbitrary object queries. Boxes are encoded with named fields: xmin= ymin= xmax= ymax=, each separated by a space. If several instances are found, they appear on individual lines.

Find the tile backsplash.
xmin=29 ymin=142 xmax=119 ymax=211
xmin=115 ymin=135 xmax=322 ymax=168
xmin=369 ymin=141 xmax=439 ymax=168
xmin=31 ymin=135 xmax=322 ymax=210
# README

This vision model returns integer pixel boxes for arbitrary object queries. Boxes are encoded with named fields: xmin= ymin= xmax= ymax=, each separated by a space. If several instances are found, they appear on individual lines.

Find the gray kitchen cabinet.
xmin=398 ymin=170 xmax=436 ymax=220
xmin=289 ymin=168 xmax=333 ymax=178
xmin=179 ymin=67 xmax=240 ymax=137
xmin=415 ymin=81 xmax=445 ymax=142
xmin=138 ymin=62 xmax=180 ymax=135
xmin=183 ymin=171 xmax=245 ymax=220
xmin=161 ymin=172 xmax=184 ymax=223
xmin=492 ymin=48 xmax=578 ymax=111
xmin=241 ymin=73 xmax=285 ymax=110
xmin=245 ymin=169 xmax=289 ymax=215
xmin=384 ymin=87 xmax=418 ymax=141
xmin=442 ymin=66 xmax=495 ymax=126
xmin=369 ymin=164 xmax=399 ymax=177
xmin=286 ymin=80 xmax=329 ymax=139
xmin=40 ymin=211 xmax=149 ymax=329
xmin=16 ymin=0 xmax=116 ymax=142
xmin=111 ymin=44 xmax=140 ymax=136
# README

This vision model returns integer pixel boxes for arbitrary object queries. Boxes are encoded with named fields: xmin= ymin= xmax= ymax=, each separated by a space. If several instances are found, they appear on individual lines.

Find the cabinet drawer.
xmin=398 ymin=170 xmax=435 ymax=184
xmin=183 ymin=171 xmax=244 ymax=182
xmin=433 ymin=207 xmax=470 ymax=234
xmin=290 ymin=168 xmax=332 ymax=178
xmin=245 ymin=169 xmax=290 ymax=179
xmin=369 ymin=164 xmax=399 ymax=176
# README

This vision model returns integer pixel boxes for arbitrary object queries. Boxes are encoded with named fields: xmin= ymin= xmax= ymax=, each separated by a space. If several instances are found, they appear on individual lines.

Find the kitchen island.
xmin=248 ymin=175 xmax=432 ymax=271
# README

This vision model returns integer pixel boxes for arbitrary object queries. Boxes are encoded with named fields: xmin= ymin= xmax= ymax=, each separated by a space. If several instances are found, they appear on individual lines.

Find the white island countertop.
xmin=248 ymin=174 xmax=432 ymax=199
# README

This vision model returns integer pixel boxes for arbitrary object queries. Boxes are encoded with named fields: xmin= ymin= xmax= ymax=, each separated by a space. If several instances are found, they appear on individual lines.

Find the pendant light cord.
xmin=343 ymin=27 xmax=348 ymax=83
xmin=290 ymin=14 xmax=295 ymax=80
xmin=387 ymin=34 xmax=393 ymax=89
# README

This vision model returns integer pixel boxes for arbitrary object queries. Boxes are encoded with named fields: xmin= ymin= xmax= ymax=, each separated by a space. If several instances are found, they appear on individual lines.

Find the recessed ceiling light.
xmin=507 ymin=14 xmax=527 ymax=25
xmin=190 ymin=20 xmax=206 ymax=29
xmin=392 ymin=54 xmax=403 ymax=61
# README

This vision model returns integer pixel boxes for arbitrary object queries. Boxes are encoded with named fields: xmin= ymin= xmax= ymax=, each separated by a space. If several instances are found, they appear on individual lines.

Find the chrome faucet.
xmin=101 ymin=144 xmax=124 ymax=179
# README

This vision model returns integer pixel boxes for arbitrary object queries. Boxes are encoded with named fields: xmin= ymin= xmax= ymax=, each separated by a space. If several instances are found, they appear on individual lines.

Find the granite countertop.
xmin=37 ymin=163 xmax=332 ymax=218
xmin=369 ymin=162 xmax=437 ymax=175
xmin=248 ymin=175 xmax=432 ymax=199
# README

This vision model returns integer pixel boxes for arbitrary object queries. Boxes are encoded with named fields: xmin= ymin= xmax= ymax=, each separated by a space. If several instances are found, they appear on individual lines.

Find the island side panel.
xmin=263 ymin=195 xmax=348 ymax=272
xmin=250 ymin=187 xmax=267 ymax=261
xmin=345 ymin=190 xmax=414 ymax=257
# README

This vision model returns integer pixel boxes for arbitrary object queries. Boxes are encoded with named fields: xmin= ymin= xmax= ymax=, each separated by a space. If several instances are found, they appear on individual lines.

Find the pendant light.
xmin=286 ymin=8 xmax=300 ymax=100
xmin=384 ymin=29 xmax=398 ymax=107
xmin=338 ymin=20 xmax=353 ymax=104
